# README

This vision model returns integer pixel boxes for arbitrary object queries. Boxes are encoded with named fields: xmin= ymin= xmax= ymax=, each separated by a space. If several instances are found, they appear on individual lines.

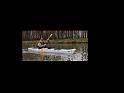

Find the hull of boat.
xmin=28 ymin=48 xmax=76 ymax=54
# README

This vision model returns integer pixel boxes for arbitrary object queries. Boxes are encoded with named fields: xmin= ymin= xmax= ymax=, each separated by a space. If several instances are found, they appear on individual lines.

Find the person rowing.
xmin=37 ymin=38 xmax=46 ymax=49
xmin=37 ymin=34 xmax=52 ymax=49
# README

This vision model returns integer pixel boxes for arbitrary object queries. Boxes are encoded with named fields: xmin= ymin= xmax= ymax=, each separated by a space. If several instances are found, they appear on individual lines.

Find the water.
xmin=22 ymin=43 xmax=88 ymax=61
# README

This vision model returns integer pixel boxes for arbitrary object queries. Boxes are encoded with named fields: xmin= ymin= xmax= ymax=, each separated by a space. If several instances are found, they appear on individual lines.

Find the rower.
xmin=37 ymin=34 xmax=52 ymax=49
xmin=37 ymin=38 xmax=46 ymax=49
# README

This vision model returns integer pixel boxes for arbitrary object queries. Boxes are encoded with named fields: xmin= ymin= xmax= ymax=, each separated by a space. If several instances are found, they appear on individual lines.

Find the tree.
xmin=22 ymin=30 xmax=88 ymax=41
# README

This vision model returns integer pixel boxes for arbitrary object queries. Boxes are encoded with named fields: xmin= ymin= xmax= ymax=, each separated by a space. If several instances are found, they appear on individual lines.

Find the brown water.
xmin=22 ymin=43 xmax=88 ymax=61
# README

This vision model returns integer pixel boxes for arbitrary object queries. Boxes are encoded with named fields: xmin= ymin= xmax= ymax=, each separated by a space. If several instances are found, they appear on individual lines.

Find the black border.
xmin=14 ymin=15 xmax=90 ymax=64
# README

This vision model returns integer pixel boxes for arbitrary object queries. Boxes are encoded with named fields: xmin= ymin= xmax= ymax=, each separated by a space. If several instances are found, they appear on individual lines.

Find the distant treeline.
xmin=22 ymin=30 xmax=88 ymax=41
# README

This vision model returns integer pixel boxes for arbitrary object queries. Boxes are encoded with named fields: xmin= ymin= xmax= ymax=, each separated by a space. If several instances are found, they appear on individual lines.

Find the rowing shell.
xmin=28 ymin=48 xmax=76 ymax=54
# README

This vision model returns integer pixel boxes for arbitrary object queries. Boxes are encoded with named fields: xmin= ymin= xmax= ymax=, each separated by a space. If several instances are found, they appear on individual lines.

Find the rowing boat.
xmin=28 ymin=48 xmax=76 ymax=54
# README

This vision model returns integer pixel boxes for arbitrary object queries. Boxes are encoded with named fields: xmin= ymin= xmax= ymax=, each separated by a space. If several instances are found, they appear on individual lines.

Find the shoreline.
xmin=22 ymin=38 xmax=88 ymax=44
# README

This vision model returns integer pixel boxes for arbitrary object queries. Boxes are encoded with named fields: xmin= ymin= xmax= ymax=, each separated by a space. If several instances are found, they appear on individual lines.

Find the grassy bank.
xmin=22 ymin=38 xmax=88 ymax=44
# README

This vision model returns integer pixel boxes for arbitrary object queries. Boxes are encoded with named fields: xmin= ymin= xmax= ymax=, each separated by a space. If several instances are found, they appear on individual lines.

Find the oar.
xmin=46 ymin=34 xmax=53 ymax=43
xmin=42 ymin=34 xmax=52 ymax=47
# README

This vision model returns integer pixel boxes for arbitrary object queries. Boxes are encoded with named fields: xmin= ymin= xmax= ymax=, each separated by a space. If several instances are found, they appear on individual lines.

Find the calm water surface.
xmin=22 ymin=43 xmax=88 ymax=61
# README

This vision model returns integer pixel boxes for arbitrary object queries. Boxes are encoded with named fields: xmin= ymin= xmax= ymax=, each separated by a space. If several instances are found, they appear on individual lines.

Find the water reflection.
xmin=22 ymin=43 xmax=88 ymax=61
